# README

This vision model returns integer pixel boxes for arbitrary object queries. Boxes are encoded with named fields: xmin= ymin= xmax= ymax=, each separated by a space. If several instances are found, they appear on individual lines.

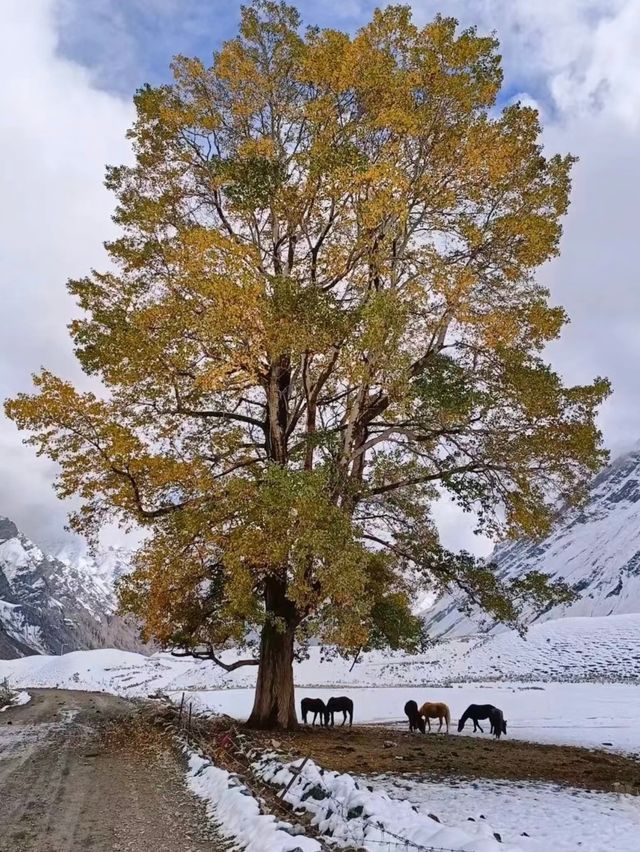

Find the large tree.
xmin=6 ymin=2 xmax=609 ymax=728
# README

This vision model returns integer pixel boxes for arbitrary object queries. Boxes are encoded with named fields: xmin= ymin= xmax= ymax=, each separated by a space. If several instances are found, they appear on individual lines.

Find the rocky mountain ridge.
xmin=0 ymin=516 xmax=146 ymax=659
xmin=423 ymin=443 xmax=640 ymax=637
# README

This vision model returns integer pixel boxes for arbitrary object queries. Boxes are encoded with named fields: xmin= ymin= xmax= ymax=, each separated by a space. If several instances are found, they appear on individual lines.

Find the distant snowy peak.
xmin=0 ymin=516 xmax=145 ymax=659
xmin=54 ymin=541 xmax=131 ymax=604
xmin=423 ymin=444 xmax=640 ymax=637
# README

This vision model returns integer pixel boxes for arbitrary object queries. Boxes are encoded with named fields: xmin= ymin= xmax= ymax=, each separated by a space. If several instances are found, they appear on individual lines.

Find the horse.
xmin=418 ymin=701 xmax=451 ymax=733
xmin=301 ymin=697 xmax=327 ymax=726
xmin=325 ymin=696 xmax=353 ymax=727
xmin=458 ymin=704 xmax=504 ymax=734
xmin=489 ymin=707 xmax=507 ymax=739
xmin=404 ymin=700 xmax=426 ymax=733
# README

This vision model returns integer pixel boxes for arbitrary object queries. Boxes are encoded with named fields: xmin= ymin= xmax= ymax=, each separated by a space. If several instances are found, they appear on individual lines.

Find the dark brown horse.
xmin=458 ymin=704 xmax=507 ymax=738
xmin=490 ymin=707 xmax=507 ymax=739
xmin=404 ymin=700 xmax=426 ymax=733
xmin=325 ymin=696 xmax=353 ymax=726
xmin=301 ymin=697 xmax=327 ymax=726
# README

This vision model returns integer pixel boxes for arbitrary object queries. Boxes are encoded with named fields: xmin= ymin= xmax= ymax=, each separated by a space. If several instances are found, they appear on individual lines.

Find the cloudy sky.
xmin=1 ymin=0 xmax=639 ymax=554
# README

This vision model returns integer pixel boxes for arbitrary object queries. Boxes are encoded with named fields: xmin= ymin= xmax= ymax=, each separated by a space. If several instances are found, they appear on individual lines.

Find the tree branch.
xmin=364 ymin=462 xmax=485 ymax=497
xmin=171 ymin=646 xmax=259 ymax=671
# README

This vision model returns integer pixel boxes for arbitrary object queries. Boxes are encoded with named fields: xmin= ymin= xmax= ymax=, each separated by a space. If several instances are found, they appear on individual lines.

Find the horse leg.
xmin=438 ymin=717 xmax=443 ymax=732
xmin=426 ymin=717 xmax=431 ymax=732
xmin=477 ymin=722 xmax=484 ymax=733
xmin=341 ymin=711 xmax=346 ymax=726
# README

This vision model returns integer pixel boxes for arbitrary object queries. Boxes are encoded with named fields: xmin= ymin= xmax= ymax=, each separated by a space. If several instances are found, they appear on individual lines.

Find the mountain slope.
xmin=423 ymin=444 xmax=640 ymax=637
xmin=0 ymin=516 xmax=147 ymax=658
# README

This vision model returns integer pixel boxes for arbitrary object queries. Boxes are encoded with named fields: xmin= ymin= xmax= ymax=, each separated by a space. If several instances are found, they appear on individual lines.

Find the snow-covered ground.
xmin=258 ymin=754 xmax=525 ymax=852
xmin=375 ymin=775 xmax=640 ymax=852
xmin=1 ymin=636 xmax=639 ymax=753
xmin=256 ymin=754 xmax=640 ymax=852
xmin=0 ymin=688 xmax=30 ymax=712
xmin=3 ymin=611 xmax=640 ymax=696
xmin=186 ymin=749 xmax=321 ymax=851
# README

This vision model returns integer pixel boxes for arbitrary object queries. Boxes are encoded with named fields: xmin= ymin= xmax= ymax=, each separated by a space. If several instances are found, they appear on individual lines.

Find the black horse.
xmin=325 ymin=696 xmax=353 ymax=727
xmin=301 ymin=697 xmax=327 ymax=726
xmin=458 ymin=703 xmax=503 ymax=734
xmin=489 ymin=707 xmax=507 ymax=739
xmin=404 ymin=700 xmax=426 ymax=733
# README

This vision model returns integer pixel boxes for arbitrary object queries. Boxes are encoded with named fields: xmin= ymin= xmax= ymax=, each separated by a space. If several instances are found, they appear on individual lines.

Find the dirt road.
xmin=0 ymin=689 xmax=228 ymax=852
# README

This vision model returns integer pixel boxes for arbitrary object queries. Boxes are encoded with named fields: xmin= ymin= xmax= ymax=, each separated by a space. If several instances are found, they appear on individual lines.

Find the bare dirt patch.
xmin=232 ymin=723 xmax=640 ymax=794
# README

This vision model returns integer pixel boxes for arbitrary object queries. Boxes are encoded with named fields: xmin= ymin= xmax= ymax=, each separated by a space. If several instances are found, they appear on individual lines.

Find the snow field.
xmin=3 ymin=611 xmax=640 ymax=698
xmin=378 ymin=776 xmax=640 ymax=852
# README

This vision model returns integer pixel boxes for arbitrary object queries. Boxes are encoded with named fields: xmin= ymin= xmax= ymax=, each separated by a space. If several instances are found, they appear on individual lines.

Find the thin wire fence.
xmin=169 ymin=695 xmax=469 ymax=852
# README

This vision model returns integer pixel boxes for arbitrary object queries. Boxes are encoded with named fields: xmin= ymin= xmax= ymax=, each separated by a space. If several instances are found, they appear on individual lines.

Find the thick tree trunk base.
xmin=246 ymin=620 xmax=297 ymax=730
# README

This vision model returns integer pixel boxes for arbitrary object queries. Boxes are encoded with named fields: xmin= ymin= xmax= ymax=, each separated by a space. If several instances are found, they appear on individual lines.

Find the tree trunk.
xmin=246 ymin=580 xmax=298 ymax=730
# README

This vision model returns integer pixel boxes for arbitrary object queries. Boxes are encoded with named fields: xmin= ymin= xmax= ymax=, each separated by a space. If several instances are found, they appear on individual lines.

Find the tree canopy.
xmin=6 ymin=1 xmax=609 ymax=727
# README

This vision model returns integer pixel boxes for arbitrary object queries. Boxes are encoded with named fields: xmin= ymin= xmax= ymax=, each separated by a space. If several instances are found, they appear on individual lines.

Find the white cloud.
xmin=0 ymin=0 xmax=132 ymax=547
xmin=1 ymin=0 xmax=639 ymax=557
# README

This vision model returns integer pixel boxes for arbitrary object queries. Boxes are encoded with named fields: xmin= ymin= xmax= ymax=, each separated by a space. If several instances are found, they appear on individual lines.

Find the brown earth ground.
xmin=0 ymin=689 xmax=230 ymax=852
xmin=225 ymin=722 xmax=640 ymax=794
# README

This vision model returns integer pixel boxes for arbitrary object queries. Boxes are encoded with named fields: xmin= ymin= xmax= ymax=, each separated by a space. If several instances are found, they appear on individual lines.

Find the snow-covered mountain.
xmin=0 ymin=516 xmax=147 ymax=659
xmin=423 ymin=443 xmax=640 ymax=637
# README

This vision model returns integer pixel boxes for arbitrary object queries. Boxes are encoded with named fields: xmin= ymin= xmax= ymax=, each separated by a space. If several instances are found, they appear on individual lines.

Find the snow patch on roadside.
xmin=185 ymin=749 xmax=321 ymax=851
xmin=0 ymin=689 xmax=30 ymax=712
xmin=255 ymin=754 xmax=525 ymax=852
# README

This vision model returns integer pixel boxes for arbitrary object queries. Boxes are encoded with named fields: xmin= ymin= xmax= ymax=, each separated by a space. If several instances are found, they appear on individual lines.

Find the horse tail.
xmin=444 ymin=704 xmax=451 ymax=725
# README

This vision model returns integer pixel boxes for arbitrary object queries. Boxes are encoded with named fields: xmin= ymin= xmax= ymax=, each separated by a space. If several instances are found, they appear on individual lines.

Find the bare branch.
xmin=171 ymin=646 xmax=259 ymax=671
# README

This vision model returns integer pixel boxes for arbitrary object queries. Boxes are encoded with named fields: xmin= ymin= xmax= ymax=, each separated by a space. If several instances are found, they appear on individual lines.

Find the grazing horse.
xmin=404 ymin=700 xmax=426 ymax=733
xmin=490 ymin=707 xmax=507 ymax=739
xmin=418 ymin=701 xmax=451 ymax=733
xmin=301 ymin=697 xmax=327 ymax=726
xmin=458 ymin=704 xmax=502 ymax=734
xmin=325 ymin=696 xmax=353 ymax=727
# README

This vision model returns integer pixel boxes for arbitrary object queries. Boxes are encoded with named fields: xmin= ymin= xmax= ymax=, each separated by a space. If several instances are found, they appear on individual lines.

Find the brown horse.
xmin=419 ymin=701 xmax=451 ymax=733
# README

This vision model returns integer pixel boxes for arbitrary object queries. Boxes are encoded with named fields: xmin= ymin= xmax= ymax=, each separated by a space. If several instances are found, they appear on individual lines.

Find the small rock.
xmin=428 ymin=813 xmax=440 ymax=823
xmin=383 ymin=740 xmax=396 ymax=749
xmin=493 ymin=832 xmax=502 ymax=842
